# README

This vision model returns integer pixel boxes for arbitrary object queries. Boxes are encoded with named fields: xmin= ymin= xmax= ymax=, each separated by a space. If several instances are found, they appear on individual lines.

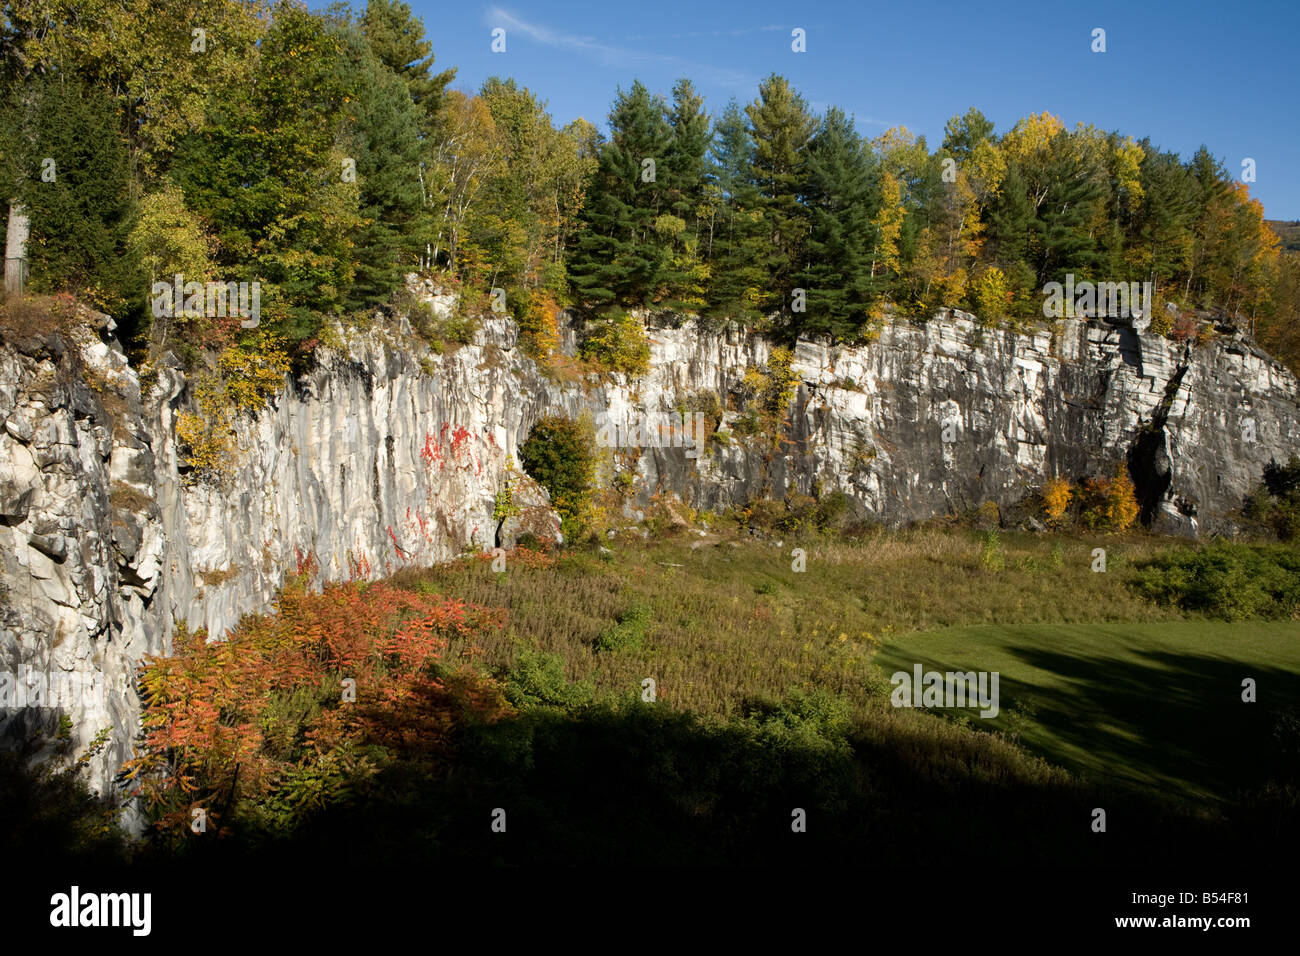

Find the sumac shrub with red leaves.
xmin=123 ymin=576 xmax=508 ymax=845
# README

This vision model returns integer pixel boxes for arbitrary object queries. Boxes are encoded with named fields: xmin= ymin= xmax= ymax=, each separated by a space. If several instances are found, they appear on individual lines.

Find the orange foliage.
xmin=122 ymin=577 xmax=508 ymax=840
xmin=1077 ymin=463 xmax=1140 ymax=532
xmin=1041 ymin=477 xmax=1073 ymax=526
xmin=519 ymin=289 xmax=562 ymax=359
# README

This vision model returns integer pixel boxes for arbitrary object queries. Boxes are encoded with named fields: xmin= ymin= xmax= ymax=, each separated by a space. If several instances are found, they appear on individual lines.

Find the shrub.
xmin=1245 ymin=456 xmax=1300 ymax=540
xmin=1170 ymin=313 xmax=1198 ymax=343
xmin=504 ymin=647 xmax=594 ymax=710
xmin=409 ymin=299 xmax=478 ymax=352
xmin=1130 ymin=544 xmax=1300 ymax=620
xmin=124 ymin=580 xmax=507 ymax=844
xmin=594 ymin=600 xmax=653 ymax=652
xmin=1042 ymin=477 xmax=1073 ymax=526
xmin=519 ymin=415 xmax=596 ymax=525
xmin=216 ymin=330 xmax=291 ymax=412
xmin=0 ymin=292 xmax=89 ymax=342
xmin=1149 ymin=307 xmax=1174 ymax=337
xmin=742 ymin=687 xmax=853 ymax=754
xmin=175 ymin=331 xmax=290 ymax=481
xmin=979 ymin=528 xmax=1005 ymax=571
xmin=1078 ymin=463 xmax=1140 ymax=531
xmin=813 ymin=491 xmax=851 ymax=531
xmin=580 ymin=306 xmax=650 ymax=377
xmin=176 ymin=409 xmax=233 ymax=481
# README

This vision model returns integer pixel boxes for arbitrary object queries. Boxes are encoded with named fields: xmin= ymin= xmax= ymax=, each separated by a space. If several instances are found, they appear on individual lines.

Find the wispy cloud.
xmin=809 ymin=100 xmax=894 ymax=130
xmin=484 ymin=6 xmax=759 ymax=91
xmin=621 ymin=25 xmax=787 ymax=42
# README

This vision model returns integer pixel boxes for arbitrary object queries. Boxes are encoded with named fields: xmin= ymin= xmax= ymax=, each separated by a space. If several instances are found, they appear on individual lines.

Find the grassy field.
xmin=391 ymin=526 xmax=1300 ymax=812
xmin=13 ymin=523 xmax=1296 ymax=868
xmin=876 ymin=620 xmax=1300 ymax=804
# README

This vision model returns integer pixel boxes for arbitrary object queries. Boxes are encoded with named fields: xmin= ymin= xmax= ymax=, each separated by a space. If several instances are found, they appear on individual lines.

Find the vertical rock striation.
xmin=1 ymin=295 xmax=1297 ymax=824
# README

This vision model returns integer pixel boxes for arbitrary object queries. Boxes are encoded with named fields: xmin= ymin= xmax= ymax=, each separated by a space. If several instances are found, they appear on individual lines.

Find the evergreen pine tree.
xmin=568 ymin=80 xmax=673 ymax=308
xmin=704 ymin=100 xmax=766 ymax=323
xmin=745 ymin=74 xmax=816 ymax=320
xmin=659 ymin=78 xmax=711 ymax=310
xmin=12 ymin=74 xmax=140 ymax=315
xmin=794 ymin=107 xmax=879 ymax=340
xmin=337 ymin=27 xmax=430 ymax=309
xmin=362 ymin=0 xmax=456 ymax=133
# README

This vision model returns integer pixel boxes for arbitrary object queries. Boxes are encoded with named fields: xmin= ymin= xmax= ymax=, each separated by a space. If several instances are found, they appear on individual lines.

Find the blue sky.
xmin=395 ymin=0 xmax=1300 ymax=219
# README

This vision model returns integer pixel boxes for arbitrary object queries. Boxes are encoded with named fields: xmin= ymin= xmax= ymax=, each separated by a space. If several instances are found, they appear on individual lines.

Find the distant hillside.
xmin=1267 ymin=220 xmax=1300 ymax=253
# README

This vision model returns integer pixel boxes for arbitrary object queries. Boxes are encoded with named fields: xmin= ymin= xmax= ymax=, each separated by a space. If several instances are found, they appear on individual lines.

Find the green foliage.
xmin=743 ymin=74 xmax=817 ymax=319
xmin=979 ymin=528 xmax=1006 ymax=571
xmin=407 ymin=297 xmax=478 ymax=352
xmin=568 ymin=80 xmax=675 ymax=308
xmin=734 ymin=347 xmax=798 ymax=440
xmin=504 ymin=646 xmax=594 ymax=710
xmin=793 ymin=107 xmax=881 ymax=340
xmin=579 ymin=306 xmax=650 ymax=376
xmin=336 ymin=24 xmax=431 ymax=310
xmin=1131 ymin=543 xmax=1300 ymax=620
xmin=1246 ymin=456 xmax=1300 ymax=541
xmin=519 ymin=415 xmax=596 ymax=523
xmin=742 ymin=687 xmax=853 ymax=755
xmin=9 ymin=74 xmax=140 ymax=316
xmin=3 ymin=1 xmax=1293 ymax=385
xmin=361 ymin=0 xmax=456 ymax=132
xmin=173 ymin=2 xmax=360 ymax=348
xmin=595 ymin=600 xmax=653 ymax=652
xmin=493 ymin=463 xmax=523 ymax=524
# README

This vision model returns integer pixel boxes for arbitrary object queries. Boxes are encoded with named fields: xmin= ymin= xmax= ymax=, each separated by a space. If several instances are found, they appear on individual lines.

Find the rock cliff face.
xmin=2 ymin=292 xmax=1298 ymax=823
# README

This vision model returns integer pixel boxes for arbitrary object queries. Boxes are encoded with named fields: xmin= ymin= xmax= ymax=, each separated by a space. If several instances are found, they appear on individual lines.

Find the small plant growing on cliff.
xmin=176 ymin=410 xmax=234 ymax=481
xmin=579 ymin=307 xmax=650 ymax=377
xmin=734 ymin=348 xmax=798 ymax=441
xmin=175 ymin=332 xmax=290 ymax=481
xmin=493 ymin=458 xmax=523 ymax=525
xmin=216 ymin=330 xmax=291 ymax=412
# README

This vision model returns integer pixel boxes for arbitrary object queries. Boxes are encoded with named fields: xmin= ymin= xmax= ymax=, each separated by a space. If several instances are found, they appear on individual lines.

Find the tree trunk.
xmin=4 ymin=200 xmax=30 ymax=297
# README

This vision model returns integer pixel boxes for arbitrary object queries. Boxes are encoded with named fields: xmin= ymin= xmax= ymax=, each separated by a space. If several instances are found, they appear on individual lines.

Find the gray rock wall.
xmin=1 ymin=293 xmax=1297 ymax=827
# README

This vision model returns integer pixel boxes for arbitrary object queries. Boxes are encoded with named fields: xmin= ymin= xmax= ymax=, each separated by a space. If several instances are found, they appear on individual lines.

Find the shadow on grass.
xmin=898 ymin=640 xmax=1300 ymax=805
xmin=93 ymin=703 xmax=1295 ymax=869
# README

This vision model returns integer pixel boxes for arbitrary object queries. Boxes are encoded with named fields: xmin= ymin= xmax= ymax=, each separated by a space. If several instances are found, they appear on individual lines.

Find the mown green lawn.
xmin=876 ymin=621 xmax=1300 ymax=804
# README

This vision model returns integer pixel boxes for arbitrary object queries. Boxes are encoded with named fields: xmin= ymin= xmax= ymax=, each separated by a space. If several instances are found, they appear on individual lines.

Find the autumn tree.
xmin=172 ymin=2 xmax=362 ymax=346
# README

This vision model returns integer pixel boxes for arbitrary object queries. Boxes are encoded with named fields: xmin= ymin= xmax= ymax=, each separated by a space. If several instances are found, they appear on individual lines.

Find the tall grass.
xmin=392 ymin=528 xmax=1184 ymax=722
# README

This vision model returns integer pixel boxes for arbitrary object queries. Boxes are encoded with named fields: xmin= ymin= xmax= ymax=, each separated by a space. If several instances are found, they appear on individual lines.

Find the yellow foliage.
xmin=520 ymin=289 xmax=562 ymax=359
xmin=215 ymin=331 xmax=291 ymax=412
xmin=1042 ymin=477 xmax=1072 ymax=525
xmin=1001 ymin=112 xmax=1065 ymax=163
xmin=871 ymin=172 xmax=905 ymax=277
xmin=175 ymin=331 xmax=289 ymax=481
xmin=973 ymin=267 xmax=1012 ymax=325
xmin=176 ymin=410 xmax=233 ymax=480
xmin=1105 ymin=464 xmax=1141 ymax=531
